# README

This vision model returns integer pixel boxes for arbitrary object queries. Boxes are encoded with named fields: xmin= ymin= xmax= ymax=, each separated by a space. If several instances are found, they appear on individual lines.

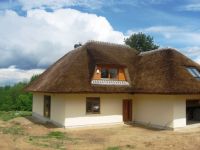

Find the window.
xmin=86 ymin=97 xmax=100 ymax=114
xmin=44 ymin=95 xmax=51 ymax=118
xmin=101 ymin=68 xmax=109 ymax=78
xmin=101 ymin=67 xmax=118 ymax=79
xmin=109 ymin=68 xmax=118 ymax=79
xmin=187 ymin=67 xmax=200 ymax=80
xmin=92 ymin=65 xmax=128 ymax=85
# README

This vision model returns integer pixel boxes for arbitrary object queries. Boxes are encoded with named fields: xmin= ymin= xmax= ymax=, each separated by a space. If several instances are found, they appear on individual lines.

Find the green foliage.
xmin=30 ymin=74 xmax=40 ymax=83
xmin=125 ymin=32 xmax=159 ymax=52
xmin=0 ymin=125 xmax=24 ymax=135
xmin=0 ymin=74 xmax=40 ymax=111
xmin=29 ymin=131 xmax=73 ymax=150
xmin=47 ymin=131 xmax=66 ymax=139
xmin=107 ymin=146 xmax=121 ymax=150
xmin=0 ymin=111 xmax=32 ymax=121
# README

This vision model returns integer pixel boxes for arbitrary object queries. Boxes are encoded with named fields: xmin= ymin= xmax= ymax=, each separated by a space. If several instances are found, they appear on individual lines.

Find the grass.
xmin=47 ymin=131 xmax=66 ymax=139
xmin=107 ymin=146 xmax=121 ymax=150
xmin=0 ymin=111 xmax=32 ymax=121
xmin=28 ymin=131 xmax=74 ymax=150
xmin=106 ymin=144 xmax=135 ymax=150
xmin=0 ymin=125 xmax=24 ymax=135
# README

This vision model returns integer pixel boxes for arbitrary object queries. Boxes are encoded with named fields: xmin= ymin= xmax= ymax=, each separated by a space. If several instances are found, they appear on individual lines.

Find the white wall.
xmin=32 ymin=93 xmax=66 ymax=126
xmin=133 ymin=94 xmax=200 ymax=129
xmin=173 ymin=99 xmax=186 ymax=128
xmin=32 ymin=93 xmax=43 ymax=116
xmin=50 ymin=94 xmax=66 ymax=126
xmin=32 ymin=93 xmax=132 ymax=127
xmin=32 ymin=93 xmax=200 ymax=129
xmin=133 ymin=95 xmax=174 ymax=128
xmin=64 ymin=94 xmax=132 ymax=127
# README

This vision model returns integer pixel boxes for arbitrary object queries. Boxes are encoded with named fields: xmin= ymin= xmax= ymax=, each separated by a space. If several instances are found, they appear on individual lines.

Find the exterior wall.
xmin=32 ymin=93 xmax=132 ymax=127
xmin=173 ymin=99 xmax=186 ymax=128
xmin=133 ymin=94 xmax=200 ymax=129
xmin=133 ymin=95 xmax=174 ymax=129
xmin=32 ymin=93 xmax=66 ymax=127
xmin=64 ymin=94 xmax=132 ymax=127
xmin=32 ymin=93 xmax=44 ymax=116
xmin=32 ymin=93 xmax=200 ymax=129
xmin=173 ymin=95 xmax=200 ymax=128
xmin=50 ymin=94 xmax=66 ymax=126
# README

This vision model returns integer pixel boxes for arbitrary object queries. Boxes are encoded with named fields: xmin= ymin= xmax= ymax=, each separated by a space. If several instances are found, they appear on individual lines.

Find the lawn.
xmin=0 ymin=111 xmax=200 ymax=150
xmin=0 ymin=111 xmax=32 ymax=121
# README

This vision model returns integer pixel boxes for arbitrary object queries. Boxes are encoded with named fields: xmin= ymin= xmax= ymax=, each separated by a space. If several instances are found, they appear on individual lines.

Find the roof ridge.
xmin=139 ymin=47 xmax=178 ymax=55
xmin=85 ymin=40 xmax=132 ymax=49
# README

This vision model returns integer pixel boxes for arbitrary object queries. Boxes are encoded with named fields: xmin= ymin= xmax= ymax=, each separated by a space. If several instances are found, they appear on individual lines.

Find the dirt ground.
xmin=0 ymin=116 xmax=200 ymax=150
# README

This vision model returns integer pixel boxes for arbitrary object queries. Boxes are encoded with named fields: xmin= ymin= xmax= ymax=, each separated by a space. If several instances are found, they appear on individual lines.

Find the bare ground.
xmin=0 ymin=116 xmax=200 ymax=150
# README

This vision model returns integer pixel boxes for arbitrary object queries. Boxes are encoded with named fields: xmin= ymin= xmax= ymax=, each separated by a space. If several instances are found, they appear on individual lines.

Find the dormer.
xmin=91 ymin=65 xmax=129 ymax=86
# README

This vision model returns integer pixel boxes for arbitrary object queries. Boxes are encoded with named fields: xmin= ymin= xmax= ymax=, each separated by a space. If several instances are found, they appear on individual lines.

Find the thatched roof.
xmin=25 ymin=41 xmax=200 ymax=94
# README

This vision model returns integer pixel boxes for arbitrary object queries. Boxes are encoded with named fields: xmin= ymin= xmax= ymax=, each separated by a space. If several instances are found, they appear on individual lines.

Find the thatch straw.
xmin=25 ymin=41 xmax=200 ymax=94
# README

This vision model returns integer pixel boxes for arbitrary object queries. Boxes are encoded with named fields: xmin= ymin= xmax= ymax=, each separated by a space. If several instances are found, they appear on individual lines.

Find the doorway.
xmin=44 ymin=95 xmax=51 ymax=118
xmin=186 ymin=100 xmax=200 ymax=125
xmin=123 ymin=99 xmax=132 ymax=122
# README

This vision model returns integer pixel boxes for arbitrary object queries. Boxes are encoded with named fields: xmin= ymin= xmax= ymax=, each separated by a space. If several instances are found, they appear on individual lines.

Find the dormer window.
xmin=187 ymin=67 xmax=200 ymax=80
xmin=92 ymin=65 xmax=129 ymax=86
xmin=101 ymin=67 xmax=118 ymax=79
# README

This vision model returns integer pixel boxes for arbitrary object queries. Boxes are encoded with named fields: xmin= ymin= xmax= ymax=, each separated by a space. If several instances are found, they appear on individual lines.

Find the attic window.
xmin=101 ymin=68 xmax=118 ymax=79
xmin=187 ymin=67 xmax=200 ymax=80
xmin=91 ymin=65 xmax=129 ymax=86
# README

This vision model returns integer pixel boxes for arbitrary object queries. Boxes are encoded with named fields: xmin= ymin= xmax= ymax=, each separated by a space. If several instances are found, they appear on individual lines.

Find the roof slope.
xmin=134 ymin=49 xmax=200 ymax=94
xmin=25 ymin=41 xmax=200 ymax=94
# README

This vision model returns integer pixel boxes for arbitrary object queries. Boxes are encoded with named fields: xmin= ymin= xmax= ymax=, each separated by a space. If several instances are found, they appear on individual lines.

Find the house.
xmin=26 ymin=41 xmax=200 ymax=129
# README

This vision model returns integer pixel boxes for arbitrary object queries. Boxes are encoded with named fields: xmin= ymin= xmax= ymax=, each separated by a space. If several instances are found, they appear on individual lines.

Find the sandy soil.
xmin=0 ymin=116 xmax=200 ymax=150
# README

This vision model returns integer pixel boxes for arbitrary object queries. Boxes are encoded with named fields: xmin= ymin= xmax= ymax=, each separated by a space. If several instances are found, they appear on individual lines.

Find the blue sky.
xmin=0 ymin=0 xmax=200 ymax=86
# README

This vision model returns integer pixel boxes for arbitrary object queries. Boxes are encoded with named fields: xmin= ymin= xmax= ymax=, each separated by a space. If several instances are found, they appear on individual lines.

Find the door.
xmin=123 ymin=99 xmax=132 ymax=122
xmin=44 ymin=95 xmax=51 ymax=118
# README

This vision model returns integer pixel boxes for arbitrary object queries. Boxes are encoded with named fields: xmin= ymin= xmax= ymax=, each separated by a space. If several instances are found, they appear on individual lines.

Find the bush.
xmin=0 ymin=111 xmax=32 ymax=121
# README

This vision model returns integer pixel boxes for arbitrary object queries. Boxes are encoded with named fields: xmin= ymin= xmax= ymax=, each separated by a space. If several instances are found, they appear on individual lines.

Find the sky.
xmin=0 ymin=0 xmax=200 ymax=86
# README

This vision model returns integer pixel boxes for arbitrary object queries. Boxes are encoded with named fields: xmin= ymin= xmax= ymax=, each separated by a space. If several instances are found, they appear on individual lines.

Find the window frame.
xmin=187 ymin=67 xmax=200 ymax=80
xmin=109 ymin=68 xmax=118 ymax=79
xmin=86 ymin=97 xmax=100 ymax=114
xmin=101 ymin=67 xmax=109 ymax=79
xmin=100 ymin=66 xmax=119 ymax=80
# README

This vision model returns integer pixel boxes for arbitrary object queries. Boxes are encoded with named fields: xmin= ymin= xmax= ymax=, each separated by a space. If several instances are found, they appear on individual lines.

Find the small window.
xmin=86 ymin=97 xmax=100 ymax=114
xmin=187 ymin=67 xmax=200 ymax=80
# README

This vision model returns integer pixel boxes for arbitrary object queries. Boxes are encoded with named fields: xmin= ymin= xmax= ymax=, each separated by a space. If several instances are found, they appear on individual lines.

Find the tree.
xmin=30 ymin=74 xmax=40 ymax=83
xmin=124 ymin=32 xmax=159 ymax=52
xmin=0 ymin=74 xmax=40 ymax=111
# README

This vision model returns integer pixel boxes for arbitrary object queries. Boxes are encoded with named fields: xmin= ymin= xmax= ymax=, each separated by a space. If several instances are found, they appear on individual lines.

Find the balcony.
xmin=91 ymin=80 xmax=129 ymax=86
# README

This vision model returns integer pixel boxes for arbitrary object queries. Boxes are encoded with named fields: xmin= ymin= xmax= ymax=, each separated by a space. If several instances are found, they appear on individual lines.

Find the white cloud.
xmin=0 ymin=8 xmax=124 ymax=69
xmin=0 ymin=8 xmax=125 ymax=85
xmin=179 ymin=3 xmax=200 ymax=12
xmin=181 ymin=46 xmax=200 ymax=65
xmin=0 ymin=66 xmax=44 ymax=86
